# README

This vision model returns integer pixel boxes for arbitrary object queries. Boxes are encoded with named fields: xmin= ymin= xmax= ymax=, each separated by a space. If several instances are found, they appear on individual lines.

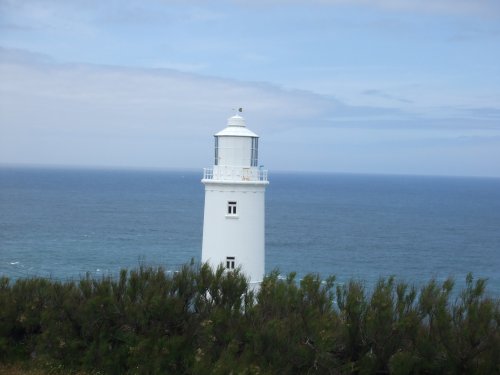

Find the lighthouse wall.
xmin=201 ymin=181 xmax=266 ymax=284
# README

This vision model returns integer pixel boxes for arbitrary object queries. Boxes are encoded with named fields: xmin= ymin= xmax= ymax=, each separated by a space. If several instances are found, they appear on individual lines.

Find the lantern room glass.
xmin=251 ymin=137 xmax=258 ymax=167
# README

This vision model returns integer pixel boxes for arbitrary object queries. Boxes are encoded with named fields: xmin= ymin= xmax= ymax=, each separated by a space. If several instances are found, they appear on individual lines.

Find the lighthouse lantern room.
xmin=201 ymin=110 xmax=269 ymax=287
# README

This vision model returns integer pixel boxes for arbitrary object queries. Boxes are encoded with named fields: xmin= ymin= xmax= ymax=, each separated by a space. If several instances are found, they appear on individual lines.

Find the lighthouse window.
xmin=226 ymin=256 xmax=235 ymax=270
xmin=214 ymin=136 xmax=219 ymax=165
xmin=251 ymin=137 xmax=259 ymax=167
xmin=227 ymin=201 xmax=237 ymax=215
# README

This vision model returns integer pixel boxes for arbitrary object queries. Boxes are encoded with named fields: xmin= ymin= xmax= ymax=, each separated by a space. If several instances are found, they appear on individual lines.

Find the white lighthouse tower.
xmin=201 ymin=110 xmax=269 ymax=287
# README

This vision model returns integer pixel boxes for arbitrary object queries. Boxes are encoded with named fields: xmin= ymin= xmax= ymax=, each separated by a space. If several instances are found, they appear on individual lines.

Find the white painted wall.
xmin=201 ymin=181 xmax=266 ymax=284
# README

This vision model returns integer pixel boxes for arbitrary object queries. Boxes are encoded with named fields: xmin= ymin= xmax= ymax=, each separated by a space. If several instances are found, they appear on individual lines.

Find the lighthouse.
xmin=201 ymin=110 xmax=269 ymax=287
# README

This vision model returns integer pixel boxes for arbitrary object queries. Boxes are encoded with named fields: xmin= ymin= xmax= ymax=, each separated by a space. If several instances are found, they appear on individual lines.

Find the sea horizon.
xmin=2 ymin=162 xmax=500 ymax=180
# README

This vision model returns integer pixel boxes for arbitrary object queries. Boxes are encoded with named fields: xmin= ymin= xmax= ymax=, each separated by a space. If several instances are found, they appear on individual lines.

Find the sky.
xmin=1 ymin=0 xmax=499 ymax=177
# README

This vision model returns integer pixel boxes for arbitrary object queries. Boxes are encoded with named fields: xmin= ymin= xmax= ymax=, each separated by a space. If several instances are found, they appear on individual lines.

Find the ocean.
xmin=1 ymin=167 xmax=499 ymax=296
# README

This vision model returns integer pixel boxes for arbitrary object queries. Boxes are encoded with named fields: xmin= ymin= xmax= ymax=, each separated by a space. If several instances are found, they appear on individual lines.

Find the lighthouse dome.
xmin=227 ymin=114 xmax=246 ymax=127
xmin=215 ymin=114 xmax=258 ymax=137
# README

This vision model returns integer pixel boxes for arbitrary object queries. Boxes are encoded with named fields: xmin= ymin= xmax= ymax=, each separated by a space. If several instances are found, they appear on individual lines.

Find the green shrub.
xmin=0 ymin=265 xmax=498 ymax=374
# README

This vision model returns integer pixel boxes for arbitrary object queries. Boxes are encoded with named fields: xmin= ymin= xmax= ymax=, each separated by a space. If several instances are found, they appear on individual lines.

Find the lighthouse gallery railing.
xmin=203 ymin=167 xmax=268 ymax=182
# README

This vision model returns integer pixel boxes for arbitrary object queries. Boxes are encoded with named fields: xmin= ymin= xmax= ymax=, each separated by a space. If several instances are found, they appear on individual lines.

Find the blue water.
xmin=1 ymin=167 xmax=499 ymax=296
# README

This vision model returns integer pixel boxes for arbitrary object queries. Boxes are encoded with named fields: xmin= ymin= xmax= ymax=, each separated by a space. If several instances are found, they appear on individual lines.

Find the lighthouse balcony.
xmin=203 ymin=167 xmax=268 ymax=182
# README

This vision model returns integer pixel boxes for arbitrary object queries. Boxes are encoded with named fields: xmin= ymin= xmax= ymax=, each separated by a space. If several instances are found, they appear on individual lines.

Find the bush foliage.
xmin=0 ymin=264 xmax=498 ymax=374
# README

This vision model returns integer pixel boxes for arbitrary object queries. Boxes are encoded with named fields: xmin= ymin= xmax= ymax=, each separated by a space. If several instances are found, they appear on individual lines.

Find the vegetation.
xmin=0 ymin=263 xmax=498 ymax=374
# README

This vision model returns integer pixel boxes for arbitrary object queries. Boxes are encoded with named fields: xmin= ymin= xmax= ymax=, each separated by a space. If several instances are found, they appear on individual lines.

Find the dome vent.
xmin=227 ymin=114 xmax=246 ymax=127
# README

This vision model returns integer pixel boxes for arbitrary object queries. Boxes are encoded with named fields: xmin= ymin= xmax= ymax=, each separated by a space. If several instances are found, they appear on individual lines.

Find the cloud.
xmin=447 ymin=26 xmax=500 ymax=42
xmin=355 ymin=0 xmax=498 ymax=15
xmin=246 ymin=0 xmax=500 ymax=17
xmin=0 ymin=46 xmax=342 ymax=168
xmin=0 ymin=46 xmax=54 ymax=64
xmin=1 ymin=47 xmax=498 ymax=137
xmin=0 ymin=0 xmax=99 ymax=35
xmin=462 ymin=107 xmax=500 ymax=120
xmin=1 ymin=46 xmax=499 ymax=176
xmin=2 ymin=0 xmax=498 ymax=36
xmin=362 ymin=89 xmax=413 ymax=104
xmin=0 ymin=0 xmax=225 ymax=33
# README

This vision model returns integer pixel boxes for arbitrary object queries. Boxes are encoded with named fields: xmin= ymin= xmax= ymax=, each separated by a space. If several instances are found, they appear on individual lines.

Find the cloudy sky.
xmin=1 ymin=0 xmax=499 ymax=177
